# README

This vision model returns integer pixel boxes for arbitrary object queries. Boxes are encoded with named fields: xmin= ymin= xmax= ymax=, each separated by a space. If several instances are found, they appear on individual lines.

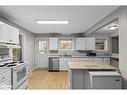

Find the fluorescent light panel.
xmin=108 ymin=25 xmax=117 ymax=30
xmin=36 ymin=20 xmax=69 ymax=24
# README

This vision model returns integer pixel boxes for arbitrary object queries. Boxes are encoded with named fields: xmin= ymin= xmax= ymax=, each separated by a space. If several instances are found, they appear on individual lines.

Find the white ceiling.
xmin=94 ymin=20 xmax=119 ymax=35
xmin=0 ymin=6 xmax=119 ymax=34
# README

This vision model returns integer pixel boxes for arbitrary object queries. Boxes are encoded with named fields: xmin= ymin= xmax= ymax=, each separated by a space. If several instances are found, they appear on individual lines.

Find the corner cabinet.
xmin=75 ymin=37 xmax=95 ymax=50
xmin=49 ymin=38 xmax=58 ymax=50
xmin=0 ymin=22 xmax=19 ymax=44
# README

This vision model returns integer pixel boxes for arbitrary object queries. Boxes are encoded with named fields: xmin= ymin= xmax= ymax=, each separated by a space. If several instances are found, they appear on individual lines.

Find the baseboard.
xmin=36 ymin=67 xmax=48 ymax=70
xmin=59 ymin=70 xmax=68 ymax=72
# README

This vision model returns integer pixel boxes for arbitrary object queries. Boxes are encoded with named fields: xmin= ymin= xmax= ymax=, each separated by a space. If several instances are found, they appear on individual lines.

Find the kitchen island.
xmin=68 ymin=61 xmax=119 ymax=89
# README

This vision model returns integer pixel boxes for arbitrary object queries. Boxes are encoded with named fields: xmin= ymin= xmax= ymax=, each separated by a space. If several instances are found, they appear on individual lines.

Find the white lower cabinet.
xmin=93 ymin=58 xmax=104 ymax=63
xmin=103 ymin=58 xmax=110 ymax=64
xmin=79 ymin=58 xmax=93 ymax=62
xmin=59 ymin=58 xmax=72 ymax=70
xmin=0 ymin=69 xmax=11 ymax=89
xmin=94 ymin=57 xmax=110 ymax=64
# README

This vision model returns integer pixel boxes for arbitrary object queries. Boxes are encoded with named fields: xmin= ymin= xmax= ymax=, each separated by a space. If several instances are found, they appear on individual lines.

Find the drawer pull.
xmin=115 ymin=79 xmax=120 ymax=81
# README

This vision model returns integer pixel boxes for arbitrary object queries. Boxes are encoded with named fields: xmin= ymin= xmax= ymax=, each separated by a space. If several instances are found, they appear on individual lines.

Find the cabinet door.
xmin=1 ymin=24 xmax=19 ymax=44
xmin=79 ymin=58 xmax=93 ymax=62
xmin=92 ymin=76 xmax=121 ymax=89
xmin=70 ymin=70 xmax=85 ymax=89
xmin=103 ymin=58 xmax=110 ymax=64
xmin=59 ymin=58 xmax=66 ymax=70
xmin=1 ymin=24 xmax=10 ymax=43
xmin=10 ymin=27 xmax=19 ymax=44
xmin=86 ymin=37 xmax=95 ymax=50
xmin=49 ymin=38 xmax=58 ymax=50
xmin=94 ymin=58 xmax=104 ymax=63
xmin=60 ymin=58 xmax=72 ymax=71
xmin=76 ymin=38 xmax=86 ymax=50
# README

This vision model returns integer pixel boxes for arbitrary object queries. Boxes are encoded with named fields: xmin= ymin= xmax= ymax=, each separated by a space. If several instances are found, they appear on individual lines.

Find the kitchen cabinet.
xmin=86 ymin=37 xmax=95 ymax=50
xmin=0 ymin=69 xmax=11 ymax=89
xmin=0 ymin=22 xmax=19 ymax=44
xmin=94 ymin=57 xmax=110 ymax=64
xmin=59 ymin=58 xmax=72 ymax=70
xmin=93 ymin=58 xmax=104 ymax=63
xmin=49 ymin=38 xmax=58 ymax=50
xmin=69 ymin=69 xmax=85 ymax=89
xmin=75 ymin=38 xmax=86 ymax=50
xmin=79 ymin=58 xmax=93 ymax=62
xmin=103 ymin=58 xmax=110 ymax=64
xmin=75 ymin=37 xmax=95 ymax=50
xmin=86 ymin=71 xmax=121 ymax=89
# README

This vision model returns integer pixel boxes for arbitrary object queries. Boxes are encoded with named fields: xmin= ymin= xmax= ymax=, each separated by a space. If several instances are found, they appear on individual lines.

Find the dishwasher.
xmin=49 ymin=57 xmax=59 ymax=72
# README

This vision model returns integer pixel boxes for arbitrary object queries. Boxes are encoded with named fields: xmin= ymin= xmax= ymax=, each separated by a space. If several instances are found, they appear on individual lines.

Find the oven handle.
xmin=13 ymin=64 xmax=28 ymax=71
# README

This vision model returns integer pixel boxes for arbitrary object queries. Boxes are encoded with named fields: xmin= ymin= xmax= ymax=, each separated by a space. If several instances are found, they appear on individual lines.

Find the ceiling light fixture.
xmin=36 ymin=20 xmax=69 ymax=24
xmin=108 ymin=25 xmax=118 ymax=30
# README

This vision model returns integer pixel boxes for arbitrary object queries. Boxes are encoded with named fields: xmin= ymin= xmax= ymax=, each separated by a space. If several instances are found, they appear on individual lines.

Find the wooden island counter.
xmin=68 ymin=61 xmax=117 ymax=89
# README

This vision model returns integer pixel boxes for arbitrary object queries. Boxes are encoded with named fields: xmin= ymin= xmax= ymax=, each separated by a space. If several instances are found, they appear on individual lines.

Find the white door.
xmin=35 ymin=38 xmax=48 ymax=68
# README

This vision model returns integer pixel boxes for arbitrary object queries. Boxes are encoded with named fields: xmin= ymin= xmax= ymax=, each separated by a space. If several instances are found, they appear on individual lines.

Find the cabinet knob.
xmin=9 ymin=40 xmax=13 ymax=42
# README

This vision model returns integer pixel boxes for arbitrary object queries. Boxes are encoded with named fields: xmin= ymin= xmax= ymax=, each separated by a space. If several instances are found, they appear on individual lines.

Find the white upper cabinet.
xmin=76 ymin=38 xmax=86 ymax=50
xmin=86 ymin=37 xmax=95 ymax=50
xmin=76 ymin=37 xmax=95 ymax=50
xmin=49 ymin=38 xmax=58 ymax=50
xmin=0 ymin=22 xmax=19 ymax=44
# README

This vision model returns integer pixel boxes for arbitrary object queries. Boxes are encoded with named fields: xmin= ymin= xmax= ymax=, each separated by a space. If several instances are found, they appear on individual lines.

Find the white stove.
xmin=0 ymin=55 xmax=28 ymax=89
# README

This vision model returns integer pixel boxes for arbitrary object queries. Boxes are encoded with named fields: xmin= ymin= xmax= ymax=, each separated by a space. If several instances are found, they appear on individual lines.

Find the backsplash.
xmin=48 ymin=50 xmax=110 ymax=56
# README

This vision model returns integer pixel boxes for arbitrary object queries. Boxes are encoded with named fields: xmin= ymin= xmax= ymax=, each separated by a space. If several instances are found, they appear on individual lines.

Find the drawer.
xmin=0 ymin=80 xmax=12 ymax=89
xmin=0 ymin=70 xmax=11 ymax=84
xmin=92 ymin=76 xmax=121 ymax=89
xmin=0 ymin=69 xmax=10 ymax=74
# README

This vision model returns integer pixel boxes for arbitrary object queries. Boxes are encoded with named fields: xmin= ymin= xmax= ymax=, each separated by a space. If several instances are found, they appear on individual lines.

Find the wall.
xmin=0 ymin=16 xmax=35 ymax=72
xmin=84 ymin=6 xmax=127 ymax=89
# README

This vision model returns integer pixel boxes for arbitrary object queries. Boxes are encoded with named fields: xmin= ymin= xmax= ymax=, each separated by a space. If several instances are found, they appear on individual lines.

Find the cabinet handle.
xmin=9 ymin=40 xmax=13 ymax=42
xmin=0 ymin=77 xmax=5 ymax=82
xmin=2 ymin=77 xmax=5 ymax=79
xmin=115 ymin=79 xmax=120 ymax=81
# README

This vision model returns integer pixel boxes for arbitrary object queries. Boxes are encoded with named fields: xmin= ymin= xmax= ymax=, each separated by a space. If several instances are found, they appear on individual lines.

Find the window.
xmin=95 ymin=38 xmax=107 ymax=51
xmin=39 ymin=40 xmax=47 ymax=54
xmin=59 ymin=39 xmax=72 ymax=50
xmin=13 ymin=35 xmax=23 ymax=61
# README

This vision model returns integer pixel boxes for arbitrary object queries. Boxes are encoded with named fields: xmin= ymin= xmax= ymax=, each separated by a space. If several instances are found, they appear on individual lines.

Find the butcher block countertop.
xmin=68 ymin=61 xmax=116 ymax=70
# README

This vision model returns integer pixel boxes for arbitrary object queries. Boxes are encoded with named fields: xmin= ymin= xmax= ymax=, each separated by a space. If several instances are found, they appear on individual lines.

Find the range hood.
xmin=0 ymin=43 xmax=21 ymax=48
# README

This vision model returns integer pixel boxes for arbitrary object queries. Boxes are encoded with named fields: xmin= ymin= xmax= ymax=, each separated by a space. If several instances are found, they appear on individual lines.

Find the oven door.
xmin=12 ymin=64 xmax=28 ymax=89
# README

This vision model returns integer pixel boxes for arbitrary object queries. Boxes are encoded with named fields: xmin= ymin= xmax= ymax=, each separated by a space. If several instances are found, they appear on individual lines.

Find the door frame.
xmin=35 ymin=37 xmax=49 ymax=68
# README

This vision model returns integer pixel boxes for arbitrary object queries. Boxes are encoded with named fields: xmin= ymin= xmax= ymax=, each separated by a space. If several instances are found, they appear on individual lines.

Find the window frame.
xmin=95 ymin=37 xmax=108 ymax=51
xmin=38 ymin=40 xmax=48 ymax=54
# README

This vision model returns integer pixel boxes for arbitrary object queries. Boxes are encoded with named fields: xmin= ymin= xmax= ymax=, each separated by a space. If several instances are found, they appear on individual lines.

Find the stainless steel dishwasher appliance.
xmin=49 ymin=57 xmax=59 ymax=72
